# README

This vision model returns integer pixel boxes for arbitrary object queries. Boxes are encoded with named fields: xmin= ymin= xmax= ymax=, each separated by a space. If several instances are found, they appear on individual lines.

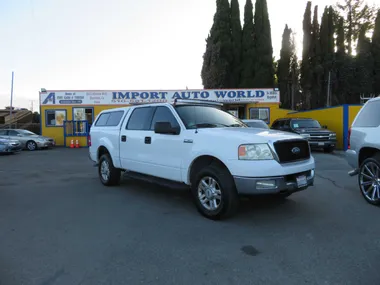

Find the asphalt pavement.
xmin=0 ymin=148 xmax=379 ymax=285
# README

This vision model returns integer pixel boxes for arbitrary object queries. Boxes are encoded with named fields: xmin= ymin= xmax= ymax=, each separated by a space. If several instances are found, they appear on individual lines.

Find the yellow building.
xmin=39 ymin=88 xmax=362 ymax=150
xmin=39 ymin=88 xmax=281 ymax=147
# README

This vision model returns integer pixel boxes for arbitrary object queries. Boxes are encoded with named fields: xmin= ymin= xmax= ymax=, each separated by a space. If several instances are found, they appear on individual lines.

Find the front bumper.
xmin=234 ymin=169 xmax=315 ymax=195
xmin=36 ymin=141 xmax=55 ymax=148
xmin=308 ymin=139 xmax=336 ymax=148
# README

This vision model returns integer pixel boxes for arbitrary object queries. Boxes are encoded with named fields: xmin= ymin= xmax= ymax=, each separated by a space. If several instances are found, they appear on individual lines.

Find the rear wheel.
xmin=191 ymin=163 xmax=239 ymax=220
xmin=358 ymin=154 xmax=380 ymax=206
xmin=98 ymin=154 xmax=121 ymax=186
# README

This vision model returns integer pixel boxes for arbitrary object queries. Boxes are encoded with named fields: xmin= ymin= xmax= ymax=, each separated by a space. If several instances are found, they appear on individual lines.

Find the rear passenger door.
xmin=119 ymin=106 xmax=155 ymax=174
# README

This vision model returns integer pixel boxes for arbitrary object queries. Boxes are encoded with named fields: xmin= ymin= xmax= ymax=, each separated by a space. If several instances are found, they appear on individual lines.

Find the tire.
xmin=358 ymin=153 xmax=380 ymax=206
xmin=26 ymin=141 xmax=37 ymax=151
xmin=323 ymin=146 xmax=335 ymax=153
xmin=191 ymin=163 xmax=239 ymax=220
xmin=98 ymin=154 xmax=121 ymax=186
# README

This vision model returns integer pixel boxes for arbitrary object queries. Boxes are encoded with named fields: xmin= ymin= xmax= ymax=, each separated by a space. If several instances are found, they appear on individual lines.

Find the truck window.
xmin=126 ymin=107 xmax=154 ymax=130
xmin=95 ymin=113 xmax=111 ymax=126
xmin=106 ymin=111 xmax=124 ymax=126
xmin=353 ymin=100 xmax=380 ymax=127
xmin=150 ymin=107 xmax=179 ymax=130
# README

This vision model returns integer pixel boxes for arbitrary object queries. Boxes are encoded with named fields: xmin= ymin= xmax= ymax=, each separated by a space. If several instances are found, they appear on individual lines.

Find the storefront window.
xmin=73 ymin=107 xmax=94 ymax=124
xmin=249 ymin=108 xmax=269 ymax=124
xmin=46 ymin=110 xmax=67 ymax=127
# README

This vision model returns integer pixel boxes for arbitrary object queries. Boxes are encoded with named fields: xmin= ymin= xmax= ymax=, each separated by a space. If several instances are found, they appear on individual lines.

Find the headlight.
xmin=329 ymin=133 xmax=336 ymax=137
xmin=299 ymin=133 xmax=310 ymax=138
xmin=238 ymin=144 xmax=274 ymax=160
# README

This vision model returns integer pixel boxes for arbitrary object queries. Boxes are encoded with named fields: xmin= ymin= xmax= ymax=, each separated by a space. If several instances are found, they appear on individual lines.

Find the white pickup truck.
xmin=89 ymin=99 xmax=315 ymax=220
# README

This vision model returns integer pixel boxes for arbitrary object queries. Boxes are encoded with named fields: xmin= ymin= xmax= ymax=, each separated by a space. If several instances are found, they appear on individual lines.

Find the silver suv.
xmin=346 ymin=97 xmax=380 ymax=206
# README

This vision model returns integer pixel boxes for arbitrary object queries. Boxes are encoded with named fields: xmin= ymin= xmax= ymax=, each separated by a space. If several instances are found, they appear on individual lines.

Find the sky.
xmin=0 ymin=0 xmax=374 ymax=110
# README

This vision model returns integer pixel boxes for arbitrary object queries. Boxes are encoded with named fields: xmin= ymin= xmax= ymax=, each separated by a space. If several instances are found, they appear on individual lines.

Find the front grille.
xmin=273 ymin=139 xmax=310 ymax=163
xmin=309 ymin=134 xmax=330 ymax=141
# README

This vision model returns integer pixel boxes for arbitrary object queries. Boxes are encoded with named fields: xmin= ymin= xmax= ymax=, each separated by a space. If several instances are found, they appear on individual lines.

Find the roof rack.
xmin=172 ymin=98 xmax=223 ymax=107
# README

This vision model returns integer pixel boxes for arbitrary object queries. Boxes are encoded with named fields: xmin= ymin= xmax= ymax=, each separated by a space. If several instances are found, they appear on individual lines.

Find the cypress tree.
xmin=230 ymin=0 xmax=242 ymax=88
xmin=201 ymin=0 xmax=233 ymax=89
xmin=240 ymin=0 xmax=255 ymax=88
xmin=301 ymin=1 xmax=312 ymax=109
xmin=252 ymin=0 xmax=274 ymax=88
xmin=278 ymin=25 xmax=292 ymax=108
xmin=372 ymin=10 xmax=380 ymax=95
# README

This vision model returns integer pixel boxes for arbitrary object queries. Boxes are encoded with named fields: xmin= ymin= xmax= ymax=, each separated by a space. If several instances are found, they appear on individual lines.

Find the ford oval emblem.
xmin=291 ymin=147 xmax=301 ymax=154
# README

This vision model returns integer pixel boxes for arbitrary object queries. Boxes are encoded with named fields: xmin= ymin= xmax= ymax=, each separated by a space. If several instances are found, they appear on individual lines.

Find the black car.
xmin=270 ymin=118 xmax=337 ymax=153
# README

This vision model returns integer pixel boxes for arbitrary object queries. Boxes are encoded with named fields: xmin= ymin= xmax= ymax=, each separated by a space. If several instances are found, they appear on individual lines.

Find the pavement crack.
xmin=316 ymin=174 xmax=344 ymax=189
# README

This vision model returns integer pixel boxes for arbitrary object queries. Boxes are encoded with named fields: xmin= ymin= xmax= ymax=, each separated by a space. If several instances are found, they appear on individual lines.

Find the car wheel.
xmin=98 ymin=154 xmax=121 ymax=186
xmin=191 ymin=163 xmax=239 ymax=220
xmin=323 ymin=146 xmax=335 ymax=153
xmin=358 ymin=154 xmax=380 ymax=206
xmin=26 ymin=141 xmax=37 ymax=151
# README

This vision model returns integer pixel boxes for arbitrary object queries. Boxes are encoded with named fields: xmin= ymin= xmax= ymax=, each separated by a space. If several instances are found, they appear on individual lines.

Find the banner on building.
xmin=40 ymin=89 xmax=280 ymax=105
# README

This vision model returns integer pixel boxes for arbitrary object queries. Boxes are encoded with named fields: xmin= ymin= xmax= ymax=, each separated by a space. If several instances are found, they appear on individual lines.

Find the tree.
xmin=277 ymin=25 xmax=292 ymax=108
xmin=201 ymin=0 xmax=233 ymax=88
xmin=240 ymin=0 xmax=255 ymax=88
xmin=230 ymin=0 xmax=242 ymax=88
xmin=252 ymin=0 xmax=274 ymax=88
xmin=335 ymin=0 xmax=377 ymax=55
xmin=301 ymin=1 xmax=313 ymax=109
xmin=372 ymin=10 xmax=380 ymax=95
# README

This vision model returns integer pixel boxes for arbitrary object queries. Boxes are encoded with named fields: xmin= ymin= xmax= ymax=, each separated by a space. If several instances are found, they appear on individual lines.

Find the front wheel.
xmin=98 ymin=154 xmax=121 ymax=186
xmin=191 ymin=163 xmax=239 ymax=220
xmin=26 ymin=141 xmax=37 ymax=151
xmin=358 ymin=154 xmax=380 ymax=206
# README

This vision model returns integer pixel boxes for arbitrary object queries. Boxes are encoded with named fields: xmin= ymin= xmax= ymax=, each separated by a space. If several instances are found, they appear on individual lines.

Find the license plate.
xmin=296 ymin=175 xmax=308 ymax=188
xmin=318 ymin=142 xmax=324 ymax=146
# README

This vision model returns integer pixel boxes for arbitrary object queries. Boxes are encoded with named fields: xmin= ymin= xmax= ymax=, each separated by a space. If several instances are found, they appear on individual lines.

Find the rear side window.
xmin=126 ymin=107 xmax=154 ymax=130
xmin=353 ymin=100 xmax=380 ymax=127
xmin=95 ymin=113 xmax=110 ymax=126
xmin=106 ymin=111 xmax=124 ymax=126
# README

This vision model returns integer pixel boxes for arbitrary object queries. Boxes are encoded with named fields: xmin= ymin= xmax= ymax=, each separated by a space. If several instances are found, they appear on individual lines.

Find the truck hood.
xmin=197 ymin=127 xmax=304 ymax=143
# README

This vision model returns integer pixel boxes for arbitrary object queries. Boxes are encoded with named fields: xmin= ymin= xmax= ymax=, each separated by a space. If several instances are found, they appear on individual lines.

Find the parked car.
xmin=241 ymin=119 xmax=269 ymax=129
xmin=0 ymin=129 xmax=55 ymax=151
xmin=0 ymin=138 xmax=23 ymax=154
xmin=346 ymin=96 xmax=380 ymax=206
xmin=270 ymin=118 xmax=337 ymax=153
xmin=89 ymin=99 xmax=315 ymax=220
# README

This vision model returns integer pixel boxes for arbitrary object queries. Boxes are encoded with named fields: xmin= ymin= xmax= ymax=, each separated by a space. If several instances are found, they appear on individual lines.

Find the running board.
xmin=348 ymin=169 xmax=359 ymax=176
xmin=123 ymin=171 xmax=190 ymax=190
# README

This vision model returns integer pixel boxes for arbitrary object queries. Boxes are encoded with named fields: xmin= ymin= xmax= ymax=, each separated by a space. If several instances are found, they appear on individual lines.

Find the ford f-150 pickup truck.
xmin=89 ymin=99 xmax=315 ymax=220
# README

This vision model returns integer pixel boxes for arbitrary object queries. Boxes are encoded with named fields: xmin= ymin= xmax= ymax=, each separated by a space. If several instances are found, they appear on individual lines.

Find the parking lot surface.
xmin=0 ymin=149 xmax=379 ymax=285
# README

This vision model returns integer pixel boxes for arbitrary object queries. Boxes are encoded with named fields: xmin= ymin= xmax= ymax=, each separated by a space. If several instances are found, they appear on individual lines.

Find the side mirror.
xmin=322 ymin=125 xmax=327 ymax=129
xmin=154 ymin=122 xmax=180 ymax=135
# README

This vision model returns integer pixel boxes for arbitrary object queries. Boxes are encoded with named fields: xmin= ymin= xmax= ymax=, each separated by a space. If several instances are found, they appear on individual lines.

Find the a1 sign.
xmin=296 ymin=175 xmax=308 ymax=188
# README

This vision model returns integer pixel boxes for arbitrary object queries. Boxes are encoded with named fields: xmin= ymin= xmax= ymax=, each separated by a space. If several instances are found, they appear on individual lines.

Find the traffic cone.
xmin=75 ymin=139 xmax=80 ymax=148
xmin=70 ymin=139 xmax=74 ymax=148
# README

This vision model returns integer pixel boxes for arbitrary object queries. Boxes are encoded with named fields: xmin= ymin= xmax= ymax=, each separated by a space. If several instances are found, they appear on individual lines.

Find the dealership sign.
xmin=40 ymin=89 xmax=280 ymax=105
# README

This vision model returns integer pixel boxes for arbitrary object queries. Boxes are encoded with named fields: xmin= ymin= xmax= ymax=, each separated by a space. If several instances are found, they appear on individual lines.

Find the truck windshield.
xmin=291 ymin=119 xmax=321 ymax=129
xmin=174 ymin=105 xmax=247 ymax=129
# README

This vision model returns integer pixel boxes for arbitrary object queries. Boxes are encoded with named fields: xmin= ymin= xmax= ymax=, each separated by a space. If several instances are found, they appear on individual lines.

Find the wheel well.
xmin=98 ymin=146 xmax=110 ymax=161
xmin=359 ymin=147 xmax=380 ymax=166
xmin=189 ymin=155 xmax=230 ymax=184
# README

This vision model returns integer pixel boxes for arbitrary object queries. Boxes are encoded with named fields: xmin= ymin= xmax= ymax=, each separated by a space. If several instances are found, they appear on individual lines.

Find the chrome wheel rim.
xmin=27 ymin=142 xmax=36 ymax=151
xmin=100 ymin=160 xmax=110 ymax=182
xmin=359 ymin=161 xmax=380 ymax=202
xmin=198 ymin=176 xmax=222 ymax=211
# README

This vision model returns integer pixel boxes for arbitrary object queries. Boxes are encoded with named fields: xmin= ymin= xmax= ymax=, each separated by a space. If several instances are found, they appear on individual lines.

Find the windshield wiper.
xmin=190 ymin=123 xmax=228 ymax=129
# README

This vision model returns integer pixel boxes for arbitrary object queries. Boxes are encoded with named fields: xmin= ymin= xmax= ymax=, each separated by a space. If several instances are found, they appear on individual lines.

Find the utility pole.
xmin=9 ymin=71 xmax=14 ymax=127
xmin=326 ymin=71 xmax=331 ymax=107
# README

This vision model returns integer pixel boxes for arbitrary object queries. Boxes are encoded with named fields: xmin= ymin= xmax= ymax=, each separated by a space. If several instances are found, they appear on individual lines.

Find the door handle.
xmin=144 ymin=137 xmax=151 ymax=144
xmin=121 ymin=135 xmax=126 ymax=142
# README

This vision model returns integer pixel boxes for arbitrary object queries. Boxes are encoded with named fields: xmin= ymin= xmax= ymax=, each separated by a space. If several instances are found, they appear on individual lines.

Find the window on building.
xmin=126 ymin=107 xmax=154 ymax=130
xmin=249 ymin=108 xmax=269 ymax=124
xmin=73 ymin=107 xmax=94 ymax=124
xmin=150 ymin=107 xmax=179 ymax=130
xmin=46 ymin=110 xmax=67 ymax=126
